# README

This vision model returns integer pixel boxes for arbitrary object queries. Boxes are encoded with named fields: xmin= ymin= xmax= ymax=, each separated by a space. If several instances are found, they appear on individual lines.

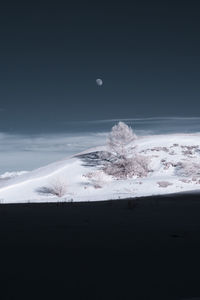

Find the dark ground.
xmin=1 ymin=194 xmax=200 ymax=299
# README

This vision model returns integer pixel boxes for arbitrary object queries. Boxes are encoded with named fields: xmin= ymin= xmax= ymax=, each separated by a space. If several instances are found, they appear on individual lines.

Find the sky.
xmin=0 ymin=0 xmax=200 ymax=132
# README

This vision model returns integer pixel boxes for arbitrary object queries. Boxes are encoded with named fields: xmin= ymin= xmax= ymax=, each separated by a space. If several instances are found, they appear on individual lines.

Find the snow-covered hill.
xmin=0 ymin=133 xmax=200 ymax=203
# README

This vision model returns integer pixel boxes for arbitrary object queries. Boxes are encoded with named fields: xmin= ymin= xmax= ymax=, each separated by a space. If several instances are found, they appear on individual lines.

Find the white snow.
xmin=0 ymin=133 xmax=200 ymax=204
xmin=0 ymin=171 xmax=29 ymax=179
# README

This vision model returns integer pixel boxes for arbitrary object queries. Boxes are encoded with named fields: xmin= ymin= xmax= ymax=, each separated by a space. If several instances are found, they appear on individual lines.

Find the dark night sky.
xmin=0 ymin=0 xmax=200 ymax=131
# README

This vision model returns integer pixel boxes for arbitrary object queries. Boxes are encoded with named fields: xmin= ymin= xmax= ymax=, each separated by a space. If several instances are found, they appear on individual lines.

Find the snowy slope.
xmin=0 ymin=133 xmax=200 ymax=203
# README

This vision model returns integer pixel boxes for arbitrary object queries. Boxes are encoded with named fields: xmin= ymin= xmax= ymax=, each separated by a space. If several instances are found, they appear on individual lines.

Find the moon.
xmin=96 ymin=78 xmax=103 ymax=86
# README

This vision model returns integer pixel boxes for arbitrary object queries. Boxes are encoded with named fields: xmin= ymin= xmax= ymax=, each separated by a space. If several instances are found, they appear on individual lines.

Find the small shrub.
xmin=36 ymin=178 xmax=67 ymax=197
xmin=83 ymin=170 xmax=111 ymax=188
xmin=102 ymin=154 xmax=150 ymax=179
xmin=175 ymin=161 xmax=200 ymax=177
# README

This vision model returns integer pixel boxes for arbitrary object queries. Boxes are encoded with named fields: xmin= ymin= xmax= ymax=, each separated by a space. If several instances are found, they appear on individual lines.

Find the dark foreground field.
xmin=1 ymin=194 xmax=200 ymax=299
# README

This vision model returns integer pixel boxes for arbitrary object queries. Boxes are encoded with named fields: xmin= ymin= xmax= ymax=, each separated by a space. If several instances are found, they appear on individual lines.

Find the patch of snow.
xmin=0 ymin=171 xmax=28 ymax=179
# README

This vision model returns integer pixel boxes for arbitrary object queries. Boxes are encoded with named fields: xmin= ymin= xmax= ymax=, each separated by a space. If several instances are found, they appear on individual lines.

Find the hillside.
xmin=0 ymin=133 xmax=200 ymax=203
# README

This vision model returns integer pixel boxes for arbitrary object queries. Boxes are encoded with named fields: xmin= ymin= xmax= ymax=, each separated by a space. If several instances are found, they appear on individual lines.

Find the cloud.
xmin=62 ymin=117 xmax=200 ymax=134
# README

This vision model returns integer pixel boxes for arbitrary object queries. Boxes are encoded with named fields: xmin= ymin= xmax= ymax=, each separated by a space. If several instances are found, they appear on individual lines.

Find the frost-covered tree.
xmin=100 ymin=122 xmax=149 ymax=179
xmin=107 ymin=121 xmax=137 ymax=158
